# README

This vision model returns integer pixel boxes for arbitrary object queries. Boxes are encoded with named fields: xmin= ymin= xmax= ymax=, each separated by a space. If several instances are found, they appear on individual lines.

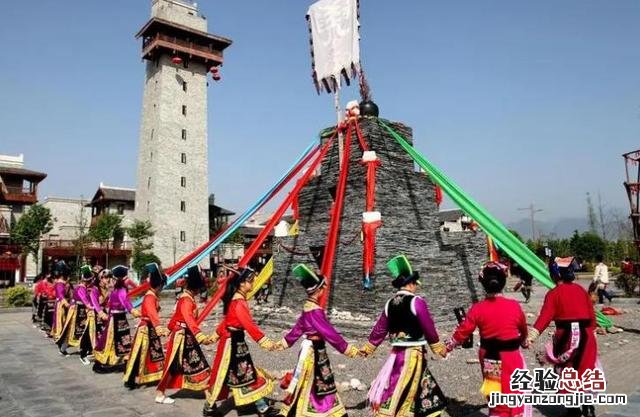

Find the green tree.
xmin=10 ymin=204 xmax=53 ymax=275
xmin=89 ymin=213 xmax=123 ymax=267
xmin=127 ymin=219 xmax=158 ymax=276
xmin=72 ymin=198 xmax=92 ymax=268
xmin=570 ymin=231 xmax=606 ymax=262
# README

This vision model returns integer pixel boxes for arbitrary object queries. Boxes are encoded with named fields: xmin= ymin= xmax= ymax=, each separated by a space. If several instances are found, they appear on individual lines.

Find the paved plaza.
xmin=1 ymin=280 xmax=639 ymax=417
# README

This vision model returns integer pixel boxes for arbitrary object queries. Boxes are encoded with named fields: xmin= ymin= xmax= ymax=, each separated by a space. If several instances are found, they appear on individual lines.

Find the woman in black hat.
xmin=203 ymin=267 xmax=280 ymax=417
xmin=56 ymin=265 xmax=98 ymax=361
xmin=124 ymin=263 xmax=169 ymax=389
xmin=155 ymin=265 xmax=214 ymax=405
xmin=51 ymin=261 xmax=71 ymax=342
xmin=92 ymin=265 xmax=140 ymax=373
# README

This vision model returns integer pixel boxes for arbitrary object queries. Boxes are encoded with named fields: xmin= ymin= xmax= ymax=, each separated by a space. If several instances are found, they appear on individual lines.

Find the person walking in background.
xmin=593 ymin=255 xmax=612 ymax=304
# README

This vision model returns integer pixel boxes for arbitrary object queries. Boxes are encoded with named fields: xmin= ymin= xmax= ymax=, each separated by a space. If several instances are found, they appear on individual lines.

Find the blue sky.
xmin=1 ymin=1 xmax=639 ymax=224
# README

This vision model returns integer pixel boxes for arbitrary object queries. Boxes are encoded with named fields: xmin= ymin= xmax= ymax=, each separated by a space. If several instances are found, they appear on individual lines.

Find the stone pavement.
xmin=0 ymin=281 xmax=639 ymax=417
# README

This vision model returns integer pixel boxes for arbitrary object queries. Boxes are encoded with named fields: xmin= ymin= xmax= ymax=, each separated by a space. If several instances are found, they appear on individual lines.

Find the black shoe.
xmin=202 ymin=402 xmax=222 ymax=417
xmin=258 ymin=407 xmax=281 ymax=417
xmin=582 ymin=405 xmax=596 ymax=417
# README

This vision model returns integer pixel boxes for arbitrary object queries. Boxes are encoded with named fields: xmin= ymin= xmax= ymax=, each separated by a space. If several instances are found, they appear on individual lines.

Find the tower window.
xmin=181 ymin=129 xmax=187 ymax=140
xmin=183 ymin=81 xmax=187 ymax=92
xmin=180 ymin=201 xmax=186 ymax=212
xmin=147 ymin=177 xmax=151 ymax=188
xmin=117 ymin=204 xmax=125 ymax=215
xmin=147 ymin=201 xmax=150 ymax=212
xmin=181 ymin=177 xmax=186 ymax=187
xmin=183 ymin=59 xmax=189 ymax=69
xmin=150 ymin=151 xmax=153 ymax=161
xmin=181 ymin=153 xmax=187 ymax=164
xmin=182 ymin=105 xmax=187 ymax=116
xmin=180 ymin=231 xmax=186 ymax=242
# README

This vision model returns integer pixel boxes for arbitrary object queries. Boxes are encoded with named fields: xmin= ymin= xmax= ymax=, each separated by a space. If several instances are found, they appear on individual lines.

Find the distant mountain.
xmin=507 ymin=217 xmax=590 ymax=240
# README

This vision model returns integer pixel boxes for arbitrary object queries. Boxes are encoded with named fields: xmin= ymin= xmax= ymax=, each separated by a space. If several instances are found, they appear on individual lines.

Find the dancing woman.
xmin=361 ymin=255 xmax=447 ymax=417
xmin=123 ymin=263 xmax=169 ymax=388
xmin=276 ymin=264 xmax=359 ymax=417
xmin=155 ymin=265 xmax=214 ymax=404
xmin=92 ymin=265 xmax=140 ymax=372
xmin=446 ymin=262 xmax=531 ymax=417
xmin=202 ymin=267 xmax=279 ymax=417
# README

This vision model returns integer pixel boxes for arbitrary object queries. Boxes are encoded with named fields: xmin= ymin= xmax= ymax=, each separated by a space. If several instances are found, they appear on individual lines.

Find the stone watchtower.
xmin=134 ymin=0 xmax=231 ymax=265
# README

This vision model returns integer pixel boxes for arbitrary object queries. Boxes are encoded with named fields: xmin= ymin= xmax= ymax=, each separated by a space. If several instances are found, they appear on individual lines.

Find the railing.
xmin=1 ymin=186 xmax=37 ymax=203
xmin=0 ymin=244 xmax=21 ymax=254
xmin=41 ymin=239 xmax=132 ymax=251
xmin=143 ymin=33 xmax=221 ymax=59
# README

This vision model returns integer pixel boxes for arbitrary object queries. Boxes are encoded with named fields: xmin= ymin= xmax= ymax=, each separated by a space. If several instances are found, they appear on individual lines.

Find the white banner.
xmin=307 ymin=0 xmax=360 ymax=94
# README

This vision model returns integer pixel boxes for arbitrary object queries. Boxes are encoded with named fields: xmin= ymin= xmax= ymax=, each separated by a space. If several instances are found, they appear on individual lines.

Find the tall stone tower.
xmin=134 ymin=0 xmax=231 ymax=266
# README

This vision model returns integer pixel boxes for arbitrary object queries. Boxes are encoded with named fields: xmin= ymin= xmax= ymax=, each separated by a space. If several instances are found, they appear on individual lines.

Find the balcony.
xmin=142 ymin=33 xmax=223 ymax=64
xmin=1 ymin=186 xmax=37 ymax=204
xmin=41 ymin=239 xmax=132 ymax=258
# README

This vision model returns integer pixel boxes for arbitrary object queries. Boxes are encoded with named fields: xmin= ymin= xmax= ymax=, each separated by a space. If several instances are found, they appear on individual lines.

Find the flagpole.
xmin=334 ymin=89 xmax=344 ymax=167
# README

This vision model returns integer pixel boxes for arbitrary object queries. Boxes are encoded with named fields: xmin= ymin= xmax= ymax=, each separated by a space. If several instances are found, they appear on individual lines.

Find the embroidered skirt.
xmin=123 ymin=322 xmax=165 ymax=386
xmin=157 ymin=327 xmax=210 ymax=392
xmin=369 ymin=346 xmax=446 ymax=417
xmin=51 ymin=300 xmax=67 ymax=341
xmin=41 ymin=299 xmax=55 ymax=332
xmin=206 ymin=330 xmax=273 ymax=407
xmin=280 ymin=339 xmax=346 ymax=417
xmin=93 ymin=312 xmax=132 ymax=369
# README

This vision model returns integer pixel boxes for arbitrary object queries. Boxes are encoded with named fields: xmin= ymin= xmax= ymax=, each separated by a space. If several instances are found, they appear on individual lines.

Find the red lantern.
xmin=212 ymin=74 xmax=221 ymax=81
xmin=209 ymin=66 xmax=219 ymax=74
xmin=171 ymin=56 xmax=183 ymax=65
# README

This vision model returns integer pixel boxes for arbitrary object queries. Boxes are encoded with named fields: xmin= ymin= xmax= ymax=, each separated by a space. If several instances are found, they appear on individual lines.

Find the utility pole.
xmin=597 ymin=191 xmax=607 ymax=240
xmin=518 ymin=203 xmax=543 ymax=240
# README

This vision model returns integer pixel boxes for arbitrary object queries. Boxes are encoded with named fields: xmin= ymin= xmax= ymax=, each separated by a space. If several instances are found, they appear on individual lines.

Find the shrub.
xmin=5 ymin=286 xmax=33 ymax=307
xmin=615 ymin=273 xmax=639 ymax=297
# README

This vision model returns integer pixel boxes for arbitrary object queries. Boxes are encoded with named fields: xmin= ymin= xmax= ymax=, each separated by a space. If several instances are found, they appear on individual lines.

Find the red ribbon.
xmin=362 ymin=220 xmax=382 ymax=278
xmin=197 ymin=134 xmax=337 ymax=324
xmin=319 ymin=125 xmax=353 ymax=308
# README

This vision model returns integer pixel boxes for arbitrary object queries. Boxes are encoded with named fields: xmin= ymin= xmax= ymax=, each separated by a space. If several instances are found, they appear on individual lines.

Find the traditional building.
xmin=133 ymin=0 xmax=232 ymax=266
xmin=0 ymin=154 xmax=46 ymax=285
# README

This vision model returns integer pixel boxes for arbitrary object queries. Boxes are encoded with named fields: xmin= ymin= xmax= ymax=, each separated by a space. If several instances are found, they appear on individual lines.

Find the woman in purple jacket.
xmin=92 ymin=265 xmax=140 ymax=373
xmin=361 ymin=255 xmax=447 ymax=417
xmin=51 ymin=261 xmax=71 ymax=342
xmin=56 ymin=265 xmax=97 ymax=362
xmin=275 ymin=264 xmax=359 ymax=417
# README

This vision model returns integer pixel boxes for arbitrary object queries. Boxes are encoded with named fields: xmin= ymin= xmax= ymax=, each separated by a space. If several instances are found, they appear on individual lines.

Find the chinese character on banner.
xmin=533 ymin=368 xmax=559 ymax=393
xmin=510 ymin=369 xmax=534 ymax=392
xmin=582 ymin=369 xmax=606 ymax=392
xmin=558 ymin=368 xmax=583 ymax=392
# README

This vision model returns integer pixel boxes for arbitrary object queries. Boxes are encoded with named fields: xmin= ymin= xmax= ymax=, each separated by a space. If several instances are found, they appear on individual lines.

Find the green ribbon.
xmin=379 ymin=119 xmax=612 ymax=328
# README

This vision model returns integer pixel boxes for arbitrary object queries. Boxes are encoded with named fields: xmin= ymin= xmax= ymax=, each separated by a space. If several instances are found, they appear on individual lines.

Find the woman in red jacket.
xmin=529 ymin=257 xmax=601 ymax=417
xmin=124 ymin=263 xmax=169 ymax=389
xmin=446 ymin=262 xmax=531 ymax=417
xmin=155 ymin=265 xmax=214 ymax=404
xmin=202 ymin=267 xmax=279 ymax=417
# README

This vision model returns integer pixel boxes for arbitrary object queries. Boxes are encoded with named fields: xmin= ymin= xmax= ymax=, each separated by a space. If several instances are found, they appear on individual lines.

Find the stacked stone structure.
xmin=271 ymin=117 xmax=487 ymax=327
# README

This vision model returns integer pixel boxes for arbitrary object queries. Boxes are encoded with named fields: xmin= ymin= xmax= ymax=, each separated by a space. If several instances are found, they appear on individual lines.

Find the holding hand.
xmin=155 ymin=326 xmax=170 ymax=337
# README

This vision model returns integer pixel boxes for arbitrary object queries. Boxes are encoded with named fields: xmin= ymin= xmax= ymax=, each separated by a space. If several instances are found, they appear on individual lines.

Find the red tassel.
xmin=435 ymin=185 xmax=443 ymax=207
